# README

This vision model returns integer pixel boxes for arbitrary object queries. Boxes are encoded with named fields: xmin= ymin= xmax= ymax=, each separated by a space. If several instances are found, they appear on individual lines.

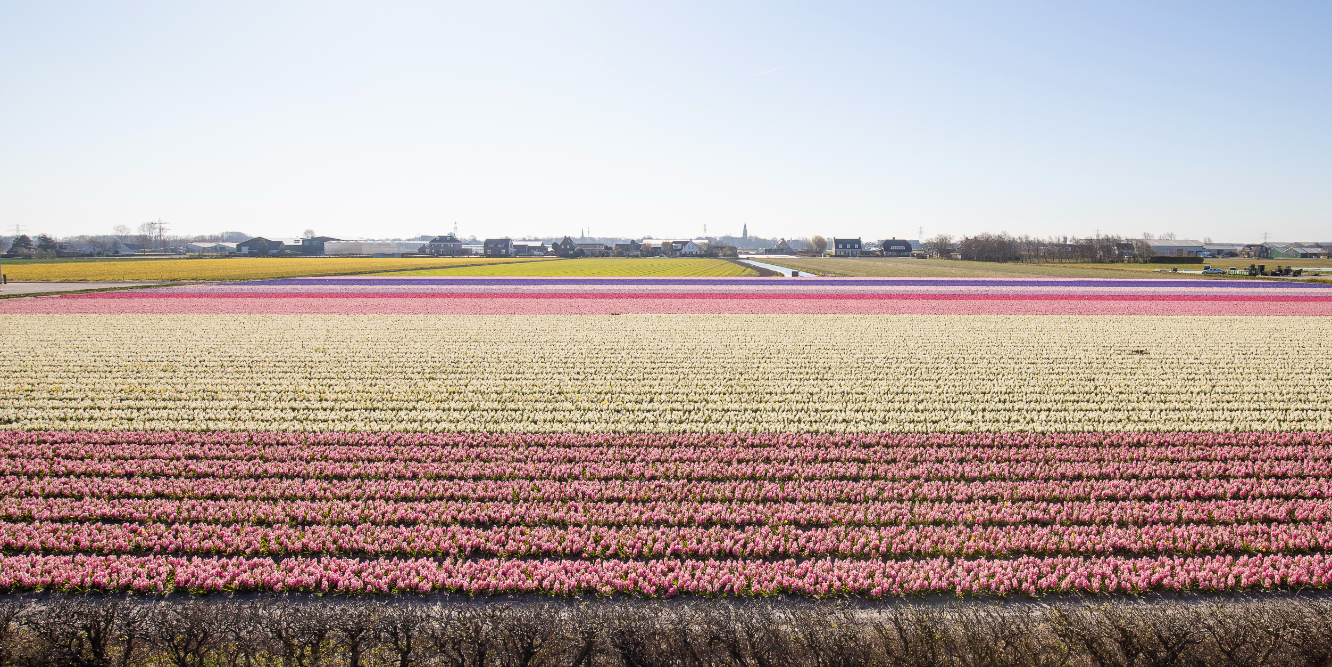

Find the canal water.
xmin=737 ymin=258 xmax=812 ymax=277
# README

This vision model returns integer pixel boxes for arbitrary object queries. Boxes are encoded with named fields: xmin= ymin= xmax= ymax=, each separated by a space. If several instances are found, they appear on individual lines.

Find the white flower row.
xmin=3 ymin=314 xmax=1329 ymax=433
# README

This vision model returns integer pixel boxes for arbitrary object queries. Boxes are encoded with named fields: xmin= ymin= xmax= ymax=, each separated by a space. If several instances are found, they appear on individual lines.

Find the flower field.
xmin=2 ymin=276 xmax=1331 ymax=596
xmin=3 ymin=276 xmax=1329 ymax=314
xmin=0 ymin=257 xmax=550 ymax=282
xmin=382 ymin=258 xmax=758 ymax=277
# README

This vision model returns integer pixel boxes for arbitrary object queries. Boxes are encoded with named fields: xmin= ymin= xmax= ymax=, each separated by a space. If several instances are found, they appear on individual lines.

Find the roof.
xmin=1145 ymin=239 xmax=1205 ymax=248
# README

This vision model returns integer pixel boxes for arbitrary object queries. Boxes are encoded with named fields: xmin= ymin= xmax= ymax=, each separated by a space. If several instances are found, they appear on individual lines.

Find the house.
xmin=879 ymin=239 xmax=913 ymax=257
xmin=237 ymin=237 xmax=282 ymax=255
xmin=832 ymin=238 xmax=862 ymax=257
xmin=763 ymin=238 xmax=812 ymax=255
xmin=512 ymin=241 xmax=546 ymax=256
xmin=678 ymin=241 xmax=702 ymax=256
xmin=484 ymin=238 xmax=514 ymax=257
xmin=551 ymin=237 xmax=578 ymax=257
xmin=422 ymin=234 xmax=464 ymax=256
xmin=1145 ymin=239 xmax=1206 ymax=257
xmin=614 ymin=242 xmax=641 ymax=257
xmin=575 ymin=243 xmax=608 ymax=257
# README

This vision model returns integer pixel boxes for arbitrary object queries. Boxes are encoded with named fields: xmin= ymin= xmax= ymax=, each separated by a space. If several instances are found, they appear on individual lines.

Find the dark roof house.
xmin=832 ymin=238 xmax=862 ymax=257
xmin=422 ymin=234 xmax=464 ymax=256
xmin=879 ymin=239 xmax=913 ymax=257
xmin=483 ymin=238 xmax=514 ymax=257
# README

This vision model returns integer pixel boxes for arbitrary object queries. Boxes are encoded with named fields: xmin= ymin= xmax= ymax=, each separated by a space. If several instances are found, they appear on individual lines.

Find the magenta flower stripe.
xmin=3 ymin=276 xmax=1330 ymax=315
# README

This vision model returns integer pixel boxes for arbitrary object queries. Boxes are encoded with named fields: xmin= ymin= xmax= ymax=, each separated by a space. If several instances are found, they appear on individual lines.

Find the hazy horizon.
xmin=2 ymin=2 xmax=1329 ymax=244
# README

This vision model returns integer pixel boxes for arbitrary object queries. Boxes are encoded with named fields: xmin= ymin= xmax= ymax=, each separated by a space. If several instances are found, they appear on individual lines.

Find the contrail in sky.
xmin=756 ymin=66 xmax=784 ymax=76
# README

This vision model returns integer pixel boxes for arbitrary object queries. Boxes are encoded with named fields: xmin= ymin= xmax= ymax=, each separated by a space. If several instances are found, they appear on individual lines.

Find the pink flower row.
xmin=3 ymin=553 xmax=1331 ymax=596
xmin=13 ymin=441 xmax=1332 ymax=464
xmin=6 ymin=496 xmax=1331 ymax=527
xmin=10 ymin=429 xmax=1332 ymax=450
xmin=9 ymin=474 xmax=1328 ymax=503
xmin=7 ymin=519 xmax=1332 ymax=559
xmin=10 ymin=456 xmax=1328 ymax=481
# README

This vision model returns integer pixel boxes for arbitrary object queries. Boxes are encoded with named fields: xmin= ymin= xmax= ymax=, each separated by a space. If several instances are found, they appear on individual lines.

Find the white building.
xmin=185 ymin=242 xmax=236 ymax=254
xmin=323 ymin=241 xmax=423 ymax=256
xmin=1146 ymin=239 xmax=1206 ymax=257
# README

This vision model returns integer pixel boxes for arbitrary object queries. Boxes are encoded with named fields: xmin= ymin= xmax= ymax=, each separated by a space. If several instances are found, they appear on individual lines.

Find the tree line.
xmin=954 ymin=233 xmax=1152 ymax=263
xmin=0 ymin=595 xmax=1328 ymax=667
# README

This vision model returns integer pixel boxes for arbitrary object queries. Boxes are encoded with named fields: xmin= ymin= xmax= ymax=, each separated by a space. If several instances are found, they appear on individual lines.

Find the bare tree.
xmin=147 ymin=601 xmax=224 ymax=667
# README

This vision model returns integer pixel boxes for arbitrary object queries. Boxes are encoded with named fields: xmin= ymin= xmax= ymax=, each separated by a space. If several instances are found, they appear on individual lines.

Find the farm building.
xmin=1146 ymin=239 xmax=1206 ymax=257
xmin=237 ymin=237 xmax=282 ymax=255
xmin=323 ymin=241 xmax=420 ymax=256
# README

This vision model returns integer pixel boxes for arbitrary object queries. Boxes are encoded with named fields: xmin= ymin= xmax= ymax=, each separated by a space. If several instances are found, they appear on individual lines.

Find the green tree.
xmin=4 ymin=235 xmax=33 ymax=257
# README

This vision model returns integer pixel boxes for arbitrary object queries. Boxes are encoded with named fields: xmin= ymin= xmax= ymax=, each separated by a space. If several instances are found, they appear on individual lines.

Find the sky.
xmin=1 ymin=2 xmax=1329 ymax=243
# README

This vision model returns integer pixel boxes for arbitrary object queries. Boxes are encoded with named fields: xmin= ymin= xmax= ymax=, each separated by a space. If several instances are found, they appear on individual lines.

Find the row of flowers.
xmin=9 ymin=474 xmax=1329 ymax=502
xmin=7 ymin=519 xmax=1332 ymax=558
xmin=1 ymin=553 xmax=1329 ymax=596
xmin=6 ymin=295 xmax=1332 ymax=316
xmin=10 ymin=456 xmax=1331 ymax=480
xmin=10 ymin=433 xmax=1332 ymax=463
xmin=6 ymin=496 xmax=1329 ymax=526
xmin=4 ymin=315 xmax=1331 ymax=433
xmin=13 ymin=429 xmax=1330 ymax=447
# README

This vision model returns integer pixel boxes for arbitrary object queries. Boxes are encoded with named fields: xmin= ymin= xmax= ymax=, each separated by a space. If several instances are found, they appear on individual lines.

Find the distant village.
xmin=3 ymin=223 xmax=1329 ymax=262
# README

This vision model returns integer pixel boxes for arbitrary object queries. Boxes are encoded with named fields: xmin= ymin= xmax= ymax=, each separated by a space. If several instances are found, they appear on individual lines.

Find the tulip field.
xmin=2 ymin=276 xmax=1332 ymax=597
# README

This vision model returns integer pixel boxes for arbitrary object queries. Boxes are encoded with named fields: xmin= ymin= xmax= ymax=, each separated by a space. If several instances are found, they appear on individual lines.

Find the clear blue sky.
xmin=1 ymin=2 xmax=1328 ymax=242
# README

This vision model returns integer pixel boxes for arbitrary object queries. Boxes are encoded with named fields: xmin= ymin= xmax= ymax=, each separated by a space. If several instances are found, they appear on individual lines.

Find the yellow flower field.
xmin=0 ymin=257 xmax=551 ymax=282
xmin=381 ymin=258 xmax=757 ymax=277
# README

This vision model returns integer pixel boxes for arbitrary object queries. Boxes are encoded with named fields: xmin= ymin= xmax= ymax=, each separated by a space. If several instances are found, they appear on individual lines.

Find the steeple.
xmin=743 ymin=224 xmax=748 ymax=239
